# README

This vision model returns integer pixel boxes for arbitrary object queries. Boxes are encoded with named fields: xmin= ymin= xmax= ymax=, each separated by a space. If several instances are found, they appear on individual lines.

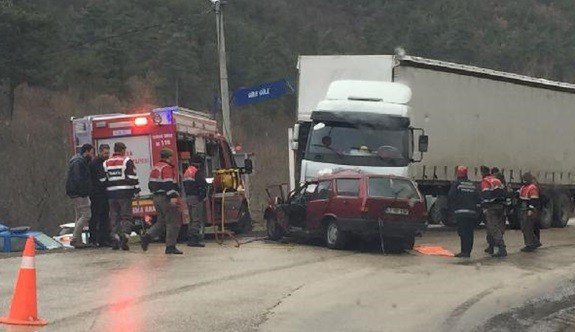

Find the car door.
xmin=306 ymin=180 xmax=333 ymax=230
xmin=331 ymin=178 xmax=363 ymax=222
xmin=286 ymin=183 xmax=317 ymax=227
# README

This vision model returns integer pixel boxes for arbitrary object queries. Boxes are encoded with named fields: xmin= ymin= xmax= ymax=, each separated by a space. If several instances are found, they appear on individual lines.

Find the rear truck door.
xmin=306 ymin=180 xmax=333 ymax=230
xmin=330 ymin=178 xmax=363 ymax=225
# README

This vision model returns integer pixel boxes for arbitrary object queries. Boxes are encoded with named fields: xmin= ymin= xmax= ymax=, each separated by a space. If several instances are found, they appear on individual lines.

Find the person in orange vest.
xmin=183 ymin=156 xmax=208 ymax=247
xmin=102 ymin=142 xmax=139 ymax=251
xmin=480 ymin=165 xmax=508 ymax=258
xmin=519 ymin=172 xmax=542 ymax=252
xmin=141 ymin=148 xmax=183 ymax=254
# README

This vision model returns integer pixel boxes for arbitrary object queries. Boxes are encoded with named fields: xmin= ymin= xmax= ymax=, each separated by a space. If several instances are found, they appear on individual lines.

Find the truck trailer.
xmin=290 ymin=54 xmax=575 ymax=228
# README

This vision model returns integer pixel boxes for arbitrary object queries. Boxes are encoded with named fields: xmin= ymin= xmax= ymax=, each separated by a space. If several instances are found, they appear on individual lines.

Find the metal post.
xmin=214 ymin=1 xmax=233 ymax=144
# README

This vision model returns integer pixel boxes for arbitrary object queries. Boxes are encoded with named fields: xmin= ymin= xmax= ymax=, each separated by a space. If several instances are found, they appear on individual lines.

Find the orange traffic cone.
xmin=0 ymin=236 xmax=47 ymax=326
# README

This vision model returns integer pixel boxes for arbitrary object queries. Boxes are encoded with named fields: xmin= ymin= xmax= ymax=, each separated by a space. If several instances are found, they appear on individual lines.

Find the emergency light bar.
xmin=134 ymin=117 xmax=148 ymax=126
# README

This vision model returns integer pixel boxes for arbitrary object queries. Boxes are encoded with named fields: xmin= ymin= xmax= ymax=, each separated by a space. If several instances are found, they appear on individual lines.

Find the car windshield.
xmin=306 ymin=121 xmax=410 ymax=167
xmin=369 ymin=177 xmax=419 ymax=199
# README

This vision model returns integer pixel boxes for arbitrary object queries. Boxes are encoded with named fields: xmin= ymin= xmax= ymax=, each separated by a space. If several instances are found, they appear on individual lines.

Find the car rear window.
xmin=369 ymin=177 xmax=419 ymax=199
xmin=336 ymin=179 xmax=360 ymax=197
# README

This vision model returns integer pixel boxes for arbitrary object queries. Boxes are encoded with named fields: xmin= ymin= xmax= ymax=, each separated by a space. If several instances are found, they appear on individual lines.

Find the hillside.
xmin=1 ymin=0 xmax=574 ymax=232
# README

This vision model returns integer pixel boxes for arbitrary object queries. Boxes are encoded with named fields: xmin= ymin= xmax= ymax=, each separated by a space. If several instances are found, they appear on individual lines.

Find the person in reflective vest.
xmin=183 ymin=155 xmax=208 ymax=247
xmin=141 ymin=148 xmax=183 ymax=255
xmin=102 ymin=142 xmax=140 ymax=250
xmin=480 ymin=165 xmax=508 ymax=258
xmin=519 ymin=172 xmax=542 ymax=252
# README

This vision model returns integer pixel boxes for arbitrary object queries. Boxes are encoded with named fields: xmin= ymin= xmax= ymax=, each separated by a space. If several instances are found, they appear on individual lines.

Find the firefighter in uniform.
xmin=480 ymin=165 xmax=508 ymax=258
xmin=183 ymin=156 xmax=208 ymax=248
xmin=448 ymin=166 xmax=480 ymax=258
xmin=102 ymin=142 xmax=140 ymax=250
xmin=141 ymin=148 xmax=183 ymax=255
xmin=519 ymin=172 xmax=542 ymax=252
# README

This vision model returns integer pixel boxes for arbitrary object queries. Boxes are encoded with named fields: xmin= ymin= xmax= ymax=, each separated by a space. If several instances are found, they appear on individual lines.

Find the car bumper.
xmin=338 ymin=219 xmax=428 ymax=238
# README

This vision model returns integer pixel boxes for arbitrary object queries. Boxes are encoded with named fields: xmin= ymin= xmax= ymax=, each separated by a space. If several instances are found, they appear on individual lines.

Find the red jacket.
xmin=480 ymin=175 xmax=506 ymax=206
xmin=519 ymin=183 xmax=540 ymax=211
xmin=148 ymin=160 xmax=180 ymax=199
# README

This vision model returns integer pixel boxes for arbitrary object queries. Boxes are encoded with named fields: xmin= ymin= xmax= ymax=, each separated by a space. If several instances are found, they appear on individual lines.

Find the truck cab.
xmin=291 ymin=80 xmax=428 ymax=186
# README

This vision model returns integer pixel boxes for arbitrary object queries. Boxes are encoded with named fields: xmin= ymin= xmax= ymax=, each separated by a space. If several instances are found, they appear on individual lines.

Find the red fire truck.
xmin=70 ymin=106 xmax=253 ymax=235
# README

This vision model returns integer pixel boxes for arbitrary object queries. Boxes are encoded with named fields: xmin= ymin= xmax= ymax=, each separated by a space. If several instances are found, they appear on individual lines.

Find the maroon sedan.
xmin=265 ymin=170 xmax=428 ymax=252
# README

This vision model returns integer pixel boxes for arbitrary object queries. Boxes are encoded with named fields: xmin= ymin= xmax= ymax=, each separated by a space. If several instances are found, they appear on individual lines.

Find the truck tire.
xmin=266 ymin=216 xmax=284 ymax=241
xmin=553 ymin=193 xmax=572 ymax=228
xmin=325 ymin=220 xmax=348 ymax=250
xmin=540 ymin=197 xmax=554 ymax=229
xmin=430 ymin=196 xmax=456 ymax=227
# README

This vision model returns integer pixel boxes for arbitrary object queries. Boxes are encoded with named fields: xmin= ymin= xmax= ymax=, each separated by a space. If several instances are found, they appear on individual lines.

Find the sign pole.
xmin=214 ymin=1 xmax=233 ymax=144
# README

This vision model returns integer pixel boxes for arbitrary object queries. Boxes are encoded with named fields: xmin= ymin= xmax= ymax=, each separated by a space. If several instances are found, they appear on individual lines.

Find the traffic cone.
xmin=0 ymin=236 xmax=47 ymax=326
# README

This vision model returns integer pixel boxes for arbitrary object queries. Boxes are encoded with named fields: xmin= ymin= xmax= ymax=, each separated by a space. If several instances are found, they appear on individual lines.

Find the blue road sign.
xmin=233 ymin=79 xmax=289 ymax=106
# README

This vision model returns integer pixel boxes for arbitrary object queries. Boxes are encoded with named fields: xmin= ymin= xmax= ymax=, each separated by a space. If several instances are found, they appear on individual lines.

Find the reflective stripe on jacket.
xmin=104 ymin=153 xmax=140 ymax=199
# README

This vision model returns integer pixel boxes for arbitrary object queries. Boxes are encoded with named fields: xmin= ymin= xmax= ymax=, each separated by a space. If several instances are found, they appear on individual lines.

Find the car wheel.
xmin=382 ymin=237 xmax=404 ymax=254
xmin=266 ymin=215 xmax=284 ymax=241
xmin=403 ymin=236 xmax=415 ymax=250
xmin=325 ymin=220 xmax=348 ymax=250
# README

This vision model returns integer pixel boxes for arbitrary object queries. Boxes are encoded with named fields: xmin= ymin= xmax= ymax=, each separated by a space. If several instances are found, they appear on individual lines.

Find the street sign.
xmin=233 ymin=79 xmax=289 ymax=106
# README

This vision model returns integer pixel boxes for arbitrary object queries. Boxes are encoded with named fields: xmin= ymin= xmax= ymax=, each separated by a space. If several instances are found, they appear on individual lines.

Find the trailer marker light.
xmin=134 ymin=117 xmax=148 ymax=126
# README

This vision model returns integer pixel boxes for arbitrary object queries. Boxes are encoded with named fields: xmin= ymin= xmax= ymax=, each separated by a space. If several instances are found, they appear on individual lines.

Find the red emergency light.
xmin=134 ymin=117 xmax=148 ymax=127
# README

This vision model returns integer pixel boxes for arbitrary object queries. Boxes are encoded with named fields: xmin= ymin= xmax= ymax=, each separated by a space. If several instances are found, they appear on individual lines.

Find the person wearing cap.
xmin=103 ymin=142 xmax=140 ymax=251
xmin=519 ymin=172 xmax=542 ymax=252
xmin=141 ymin=148 xmax=183 ymax=255
xmin=183 ymin=155 xmax=208 ymax=248
xmin=448 ymin=165 xmax=480 ymax=258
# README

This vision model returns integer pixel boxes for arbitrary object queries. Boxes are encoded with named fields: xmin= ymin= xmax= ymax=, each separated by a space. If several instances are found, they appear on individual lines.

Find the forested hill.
xmin=1 ymin=0 xmax=574 ymax=231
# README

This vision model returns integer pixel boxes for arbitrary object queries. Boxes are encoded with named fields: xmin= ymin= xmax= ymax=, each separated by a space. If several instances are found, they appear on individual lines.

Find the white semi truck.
xmin=289 ymin=54 xmax=575 ymax=228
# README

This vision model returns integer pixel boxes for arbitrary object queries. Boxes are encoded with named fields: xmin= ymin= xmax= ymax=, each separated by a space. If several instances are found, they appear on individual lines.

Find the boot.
xmin=492 ymin=246 xmax=507 ymax=258
xmin=484 ymin=246 xmax=494 ymax=255
xmin=165 ymin=246 xmax=183 ymax=255
xmin=70 ymin=239 xmax=87 ymax=249
xmin=521 ymin=246 xmax=535 ymax=252
xmin=187 ymin=236 xmax=206 ymax=248
xmin=141 ymin=234 xmax=152 ymax=252
xmin=455 ymin=252 xmax=470 ymax=258
xmin=120 ymin=236 xmax=130 ymax=251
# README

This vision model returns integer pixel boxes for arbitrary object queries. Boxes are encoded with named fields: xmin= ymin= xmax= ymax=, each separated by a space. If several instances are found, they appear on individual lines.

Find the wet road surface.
xmin=2 ymin=223 xmax=575 ymax=331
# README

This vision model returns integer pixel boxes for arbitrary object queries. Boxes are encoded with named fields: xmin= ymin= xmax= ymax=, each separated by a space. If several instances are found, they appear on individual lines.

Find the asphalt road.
xmin=2 ymin=223 xmax=575 ymax=332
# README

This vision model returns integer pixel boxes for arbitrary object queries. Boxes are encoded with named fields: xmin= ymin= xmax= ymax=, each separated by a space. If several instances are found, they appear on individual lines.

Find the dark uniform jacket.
xmin=89 ymin=156 xmax=108 ymax=198
xmin=448 ymin=179 xmax=480 ymax=214
xmin=66 ymin=154 xmax=92 ymax=198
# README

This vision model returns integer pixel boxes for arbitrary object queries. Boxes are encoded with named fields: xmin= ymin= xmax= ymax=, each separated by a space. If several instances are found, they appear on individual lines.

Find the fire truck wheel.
xmin=232 ymin=202 xmax=252 ymax=234
xmin=325 ymin=220 xmax=348 ymax=250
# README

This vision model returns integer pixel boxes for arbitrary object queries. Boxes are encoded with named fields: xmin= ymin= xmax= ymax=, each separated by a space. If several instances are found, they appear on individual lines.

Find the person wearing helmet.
xmin=480 ymin=165 xmax=508 ymax=258
xmin=519 ymin=172 xmax=542 ymax=252
xmin=448 ymin=165 xmax=480 ymax=258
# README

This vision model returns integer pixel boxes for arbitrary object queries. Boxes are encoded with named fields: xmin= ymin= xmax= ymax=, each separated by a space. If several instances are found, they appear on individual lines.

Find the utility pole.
xmin=213 ymin=0 xmax=233 ymax=144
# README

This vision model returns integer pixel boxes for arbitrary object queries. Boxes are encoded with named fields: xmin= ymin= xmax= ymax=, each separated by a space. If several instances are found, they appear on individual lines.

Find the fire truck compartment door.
xmin=97 ymin=135 xmax=153 ymax=196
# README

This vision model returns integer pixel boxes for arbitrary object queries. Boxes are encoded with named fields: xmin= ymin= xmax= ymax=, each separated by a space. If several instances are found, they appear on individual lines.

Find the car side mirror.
xmin=243 ymin=158 xmax=253 ymax=174
xmin=418 ymin=135 xmax=429 ymax=152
